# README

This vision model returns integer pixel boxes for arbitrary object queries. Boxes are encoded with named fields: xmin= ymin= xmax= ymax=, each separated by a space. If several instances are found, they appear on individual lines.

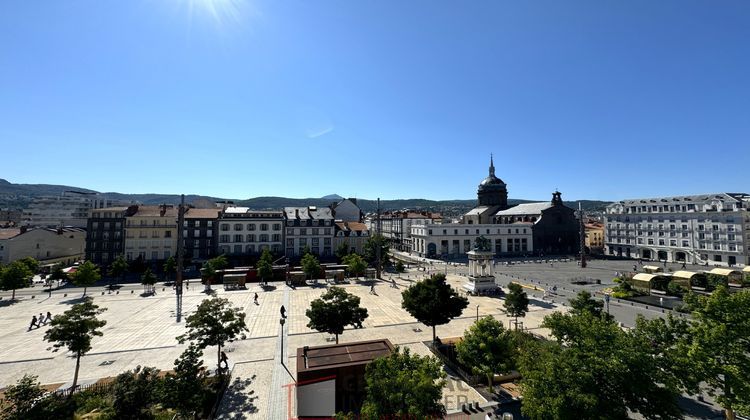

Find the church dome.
xmin=477 ymin=154 xmax=509 ymax=208
xmin=479 ymin=174 xmax=505 ymax=188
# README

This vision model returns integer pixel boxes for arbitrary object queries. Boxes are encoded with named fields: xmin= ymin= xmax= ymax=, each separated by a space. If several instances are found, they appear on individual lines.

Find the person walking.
xmin=369 ymin=284 xmax=376 ymax=295
xmin=46 ymin=311 xmax=52 ymax=324
xmin=29 ymin=315 xmax=38 ymax=331
xmin=391 ymin=278 xmax=397 ymax=288
xmin=39 ymin=313 xmax=45 ymax=325
xmin=254 ymin=292 xmax=259 ymax=305
xmin=220 ymin=351 xmax=229 ymax=369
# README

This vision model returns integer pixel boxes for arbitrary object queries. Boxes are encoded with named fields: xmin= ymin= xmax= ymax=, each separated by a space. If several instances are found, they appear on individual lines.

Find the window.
xmin=220 ymin=224 xmax=229 ymax=231
xmin=151 ymin=251 xmax=159 ymax=260
xmin=324 ymin=238 xmax=331 ymax=245
xmin=287 ymin=239 xmax=294 ymax=246
xmin=247 ymin=234 xmax=255 ymax=242
xmin=163 ymin=251 xmax=171 ymax=259
xmin=234 ymin=234 xmax=243 ymax=242
xmin=234 ymin=223 xmax=243 ymax=231
xmin=164 ymin=231 xmax=171 ymax=238
xmin=682 ymin=240 xmax=689 ymax=247
xmin=261 ymin=224 xmax=269 ymax=231
xmin=207 ymin=221 xmax=213 ymax=227
xmin=313 ymin=228 xmax=320 ymax=235
xmin=324 ymin=228 xmax=331 ymax=235
xmin=300 ymin=228 xmax=307 ymax=235
xmin=272 ymin=234 xmax=281 ymax=242
xmin=260 ymin=234 xmax=269 ymax=242
xmin=659 ymin=239 xmax=665 ymax=246
xmin=194 ymin=240 xmax=199 ymax=247
xmin=273 ymin=223 xmax=281 ymax=230
xmin=312 ymin=238 xmax=319 ymax=246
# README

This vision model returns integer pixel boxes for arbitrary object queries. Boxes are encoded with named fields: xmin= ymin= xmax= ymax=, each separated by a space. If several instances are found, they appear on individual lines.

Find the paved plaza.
xmin=0 ymin=268 xmax=565 ymax=419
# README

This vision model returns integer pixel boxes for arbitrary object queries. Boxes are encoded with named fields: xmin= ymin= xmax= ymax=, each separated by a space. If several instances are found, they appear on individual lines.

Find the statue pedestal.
xmin=463 ymin=249 xmax=497 ymax=294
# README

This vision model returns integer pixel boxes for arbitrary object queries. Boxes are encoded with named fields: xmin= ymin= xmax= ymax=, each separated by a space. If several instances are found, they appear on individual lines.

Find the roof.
xmin=297 ymin=339 xmax=394 ymax=373
xmin=131 ymin=205 xmax=178 ymax=217
xmin=464 ymin=206 xmax=494 ymax=216
xmin=609 ymin=192 xmax=750 ymax=208
xmin=0 ymin=228 xmax=22 ymax=240
xmin=708 ymin=268 xmax=742 ymax=276
xmin=744 ymin=266 xmax=750 ymax=273
xmin=643 ymin=265 xmax=663 ymax=272
xmin=672 ymin=271 xmax=704 ymax=280
xmin=184 ymin=208 xmax=221 ymax=219
xmin=632 ymin=273 xmax=663 ymax=282
xmin=224 ymin=207 xmax=250 ymax=214
xmin=284 ymin=206 xmax=333 ymax=220
xmin=93 ymin=206 xmax=130 ymax=212
xmin=493 ymin=202 xmax=553 ymax=216
xmin=335 ymin=222 xmax=368 ymax=232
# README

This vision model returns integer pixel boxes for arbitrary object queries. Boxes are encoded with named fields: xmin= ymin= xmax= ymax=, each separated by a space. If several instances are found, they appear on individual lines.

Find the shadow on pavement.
xmin=217 ymin=374 xmax=259 ymax=419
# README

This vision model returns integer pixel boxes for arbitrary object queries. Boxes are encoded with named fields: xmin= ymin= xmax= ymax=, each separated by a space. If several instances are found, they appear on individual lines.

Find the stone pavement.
xmin=0 ymin=269 xmax=565 ymax=419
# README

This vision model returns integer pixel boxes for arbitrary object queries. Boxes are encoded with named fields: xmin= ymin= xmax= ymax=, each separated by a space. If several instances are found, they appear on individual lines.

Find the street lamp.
xmin=280 ymin=317 xmax=286 ymax=365
xmin=476 ymin=305 xmax=479 ymax=322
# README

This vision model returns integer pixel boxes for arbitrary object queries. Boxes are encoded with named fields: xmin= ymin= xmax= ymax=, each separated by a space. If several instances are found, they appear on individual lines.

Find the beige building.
xmin=585 ymin=221 xmax=604 ymax=254
xmin=124 ymin=205 xmax=178 ymax=262
xmin=0 ymin=227 xmax=86 ymax=265
xmin=333 ymin=221 xmax=370 ymax=254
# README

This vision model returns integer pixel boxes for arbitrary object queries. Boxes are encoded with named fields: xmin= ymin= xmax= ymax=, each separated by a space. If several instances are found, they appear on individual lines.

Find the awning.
xmin=672 ymin=271 xmax=701 ymax=280
xmin=708 ymin=268 xmax=741 ymax=277
xmin=743 ymin=266 xmax=750 ymax=273
xmin=632 ymin=273 xmax=661 ymax=282
xmin=643 ymin=265 xmax=663 ymax=272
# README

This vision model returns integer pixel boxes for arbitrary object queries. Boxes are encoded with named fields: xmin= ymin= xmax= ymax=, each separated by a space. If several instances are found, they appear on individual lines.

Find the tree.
xmin=395 ymin=261 xmax=405 ymax=273
xmin=301 ymin=252 xmax=321 ymax=283
xmin=48 ymin=263 xmax=68 ymax=285
xmin=306 ymin=286 xmax=368 ymax=344
xmin=503 ymin=282 xmax=529 ymax=329
xmin=335 ymin=242 xmax=351 ymax=261
xmin=342 ymin=253 xmax=367 ymax=279
xmin=44 ymin=297 xmax=107 ymax=391
xmin=568 ymin=290 xmax=610 ymax=319
xmin=177 ymin=297 xmax=248 ymax=373
xmin=360 ymin=347 xmax=446 ymax=418
xmin=401 ymin=273 xmax=469 ymax=342
xmin=108 ymin=254 xmax=129 ymax=289
xmin=257 ymin=249 xmax=273 ymax=285
xmin=111 ymin=365 xmax=162 ymax=419
xmin=141 ymin=268 xmax=157 ymax=294
xmin=1 ymin=374 xmax=46 ymax=419
xmin=17 ymin=256 xmax=40 ymax=274
xmin=70 ymin=261 xmax=101 ymax=297
xmin=0 ymin=260 xmax=33 ymax=300
xmin=681 ymin=286 xmax=750 ymax=419
xmin=163 ymin=256 xmax=176 ymax=282
xmin=201 ymin=255 xmax=228 ymax=291
xmin=519 ymin=311 xmax=683 ymax=419
xmin=456 ymin=316 xmax=519 ymax=393
xmin=364 ymin=234 xmax=390 ymax=273
xmin=162 ymin=345 xmax=207 ymax=418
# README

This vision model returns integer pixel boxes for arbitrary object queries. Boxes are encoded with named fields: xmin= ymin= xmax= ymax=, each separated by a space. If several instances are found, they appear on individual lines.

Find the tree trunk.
xmin=724 ymin=380 xmax=735 ymax=420
xmin=12 ymin=289 xmax=16 ymax=300
xmin=217 ymin=343 xmax=222 ymax=374
xmin=432 ymin=325 xmax=436 ymax=342
xmin=335 ymin=334 xmax=339 ymax=344
xmin=72 ymin=351 xmax=81 ymax=393
xmin=726 ymin=409 xmax=735 ymax=420
xmin=83 ymin=286 xmax=87 ymax=297
xmin=487 ymin=373 xmax=493 ymax=393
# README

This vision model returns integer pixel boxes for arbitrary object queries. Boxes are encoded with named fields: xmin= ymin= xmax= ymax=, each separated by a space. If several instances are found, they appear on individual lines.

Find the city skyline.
xmin=1 ymin=1 xmax=748 ymax=201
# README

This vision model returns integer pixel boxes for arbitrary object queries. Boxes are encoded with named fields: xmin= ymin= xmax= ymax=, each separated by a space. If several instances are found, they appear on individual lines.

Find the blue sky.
xmin=1 ymin=1 xmax=748 ymax=202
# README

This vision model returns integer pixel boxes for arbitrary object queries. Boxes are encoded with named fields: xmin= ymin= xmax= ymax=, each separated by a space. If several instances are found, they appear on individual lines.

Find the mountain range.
xmin=0 ymin=179 xmax=611 ymax=216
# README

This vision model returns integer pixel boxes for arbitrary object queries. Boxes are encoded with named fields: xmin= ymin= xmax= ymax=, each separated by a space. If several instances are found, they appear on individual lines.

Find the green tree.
xmin=504 ymin=282 xmax=529 ymax=328
xmin=162 ymin=345 xmax=207 ymax=418
xmin=17 ymin=256 xmax=40 ymax=274
xmin=0 ymin=260 xmax=33 ymax=300
xmin=364 ymin=234 xmax=390 ymax=273
xmin=335 ymin=242 xmax=351 ymax=261
xmin=177 ymin=297 xmax=248 ymax=373
xmin=163 ymin=256 xmax=176 ymax=282
xmin=111 ymin=365 xmax=162 ymax=419
xmin=342 ymin=253 xmax=367 ymax=279
xmin=395 ymin=261 xmax=405 ymax=273
xmin=360 ymin=347 xmax=446 ymax=418
xmin=301 ymin=252 xmax=321 ymax=283
xmin=705 ymin=273 xmax=728 ymax=291
xmin=401 ymin=273 xmax=469 ymax=342
xmin=519 ymin=311 xmax=682 ymax=419
xmin=70 ymin=261 xmax=101 ymax=297
xmin=201 ymin=255 xmax=228 ymax=291
xmin=108 ymin=255 xmax=129 ymax=289
xmin=257 ymin=248 xmax=273 ymax=285
xmin=141 ymin=268 xmax=157 ymax=294
xmin=568 ymin=290 xmax=610 ymax=319
xmin=456 ymin=316 xmax=518 ymax=393
xmin=682 ymin=286 xmax=750 ymax=419
xmin=0 ymin=374 xmax=46 ymax=419
xmin=44 ymin=297 xmax=107 ymax=391
xmin=48 ymin=263 xmax=68 ymax=285
xmin=306 ymin=286 xmax=368 ymax=344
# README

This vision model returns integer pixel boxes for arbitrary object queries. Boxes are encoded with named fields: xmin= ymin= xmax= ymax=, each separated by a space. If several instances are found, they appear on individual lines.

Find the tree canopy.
xmin=17 ymin=257 xmax=39 ymax=274
xmin=70 ymin=261 xmax=101 ymax=296
xmin=109 ymin=255 xmax=129 ymax=280
xmin=456 ymin=316 xmax=520 ymax=393
xmin=401 ymin=273 xmax=468 ymax=341
xmin=301 ymin=252 xmax=321 ymax=282
xmin=0 ymin=260 xmax=33 ymax=300
xmin=177 ymin=297 xmax=248 ymax=372
xmin=163 ymin=256 xmax=176 ymax=281
xmin=342 ymin=253 xmax=367 ymax=279
xmin=306 ymin=286 xmax=368 ymax=344
xmin=363 ymin=234 xmax=390 ymax=272
xmin=568 ymin=290 xmax=611 ymax=320
xmin=0 ymin=374 xmax=46 ymax=419
xmin=335 ymin=242 xmax=351 ymax=261
xmin=503 ymin=282 xmax=529 ymax=327
xmin=257 ymin=249 xmax=273 ymax=284
xmin=360 ymin=347 xmax=446 ymax=418
xmin=140 ymin=268 xmax=157 ymax=294
xmin=44 ymin=297 xmax=107 ymax=391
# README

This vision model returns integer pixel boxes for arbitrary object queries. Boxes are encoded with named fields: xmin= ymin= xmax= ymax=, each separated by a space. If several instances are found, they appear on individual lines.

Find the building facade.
xmin=85 ymin=206 xmax=137 ymax=266
xmin=23 ymin=191 xmax=127 ymax=228
xmin=1 ymin=227 xmax=86 ymax=265
xmin=217 ymin=208 xmax=284 ymax=257
xmin=124 ymin=205 xmax=178 ymax=263
xmin=584 ymin=221 xmax=605 ymax=254
xmin=331 ymin=198 xmax=362 ymax=223
xmin=380 ymin=210 xmax=442 ymax=251
xmin=183 ymin=207 xmax=221 ymax=262
xmin=284 ymin=206 xmax=334 ymax=258
xmin=411 ymin=223 xmax=533 ymax=258
xmin=604 ymin=193 xmax=750 ymax=266
xmin=333 ymin=221 xmax=370 ymax=255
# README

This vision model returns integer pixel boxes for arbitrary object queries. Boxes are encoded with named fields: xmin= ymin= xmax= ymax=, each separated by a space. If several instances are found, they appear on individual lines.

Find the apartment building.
xmin=334 ymin=221 xmax=370 ymax=254
xmin=183 ymin=207 xmax=221 ymax=262
xmin=411 ymin=222 xmax=533 ymax=258
xmin=0 ymin=226 xmax=86 ymax=265
xmin=379 ymin=210 xmax=442 ymax=252
xmin=124 ymin=205 xmax=178 ymax=262
xmin=85 ymin=205 xmax=137 ymax=266
xmin=23 ymin=191 xmax=127 ymax=228
xmin=217 ymin=207 xmax=284 ymax=257
xmin=604 ymin=193 xmax=750 ymax=266
xmin=284 ymin=206 xmax=334 ymax=258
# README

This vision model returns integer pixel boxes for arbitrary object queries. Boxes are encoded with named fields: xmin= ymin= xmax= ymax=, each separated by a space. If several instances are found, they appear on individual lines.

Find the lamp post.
xmin=476 ymin=305 xmax=479 ymax=322
xmin=280 ymin=317 xmax=286 ymax=365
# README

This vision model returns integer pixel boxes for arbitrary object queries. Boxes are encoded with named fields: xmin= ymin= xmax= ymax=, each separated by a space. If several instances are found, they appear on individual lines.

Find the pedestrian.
xmin=681 ymin=262 xmax=686 ymax=269
xmin=280 ymin=305 xmax=286 ymax=318
xmin=633 ymin=264 xmax=637 ymax=272
xmin=29 ymin=315 xmax=38 ymax=331
xmin=369 ymin=284 xmax=375 ymax=295
xmin=39 ymin=313 xmax=45 ymax=325
xmin=220 ymin=351 xmax=229 ymax=369
xmin=46 ymin=311 xmax=52 ymax=324
xmin=254 ymin=292 xmax=259 ymax=305
xmin=391 ymin=278 xmax=396 ymax=288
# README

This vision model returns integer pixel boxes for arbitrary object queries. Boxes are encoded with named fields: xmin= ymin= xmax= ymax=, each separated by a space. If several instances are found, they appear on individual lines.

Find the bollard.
xmin=64 ymin=293 xmax=67 ymax=297
xmin=131 ymin=290 xmax=134 ymax=294
xmin=474 ymin=401 xmax=480 ymax=410
xmin=31 ymin=295 xmax=35 ymax=299
xmin=102 ymin=292 xmax=105 ymax=295
xmin=162 ymin=287 xmax=165 ymax=291
xmin=115 ymin=290 xmax=119 ymax=294
xmin=645 ymin=305 xmax=648 ymax=309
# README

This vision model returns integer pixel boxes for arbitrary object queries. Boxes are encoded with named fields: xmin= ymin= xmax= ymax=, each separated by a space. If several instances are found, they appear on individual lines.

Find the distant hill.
xmin=0 ymin=179 xmax=611 ymax=216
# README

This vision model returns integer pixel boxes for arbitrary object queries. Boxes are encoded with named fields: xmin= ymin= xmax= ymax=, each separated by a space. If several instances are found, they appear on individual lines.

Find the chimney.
xmin=295 ymin=209 xmax=299 ymax=218
xmin=160 ymin=204 xmax=167 ymax=217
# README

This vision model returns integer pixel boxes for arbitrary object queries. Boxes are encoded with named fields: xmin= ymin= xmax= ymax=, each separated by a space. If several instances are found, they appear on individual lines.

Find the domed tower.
xmin=477 ymin=155 xmax=508 ymax=209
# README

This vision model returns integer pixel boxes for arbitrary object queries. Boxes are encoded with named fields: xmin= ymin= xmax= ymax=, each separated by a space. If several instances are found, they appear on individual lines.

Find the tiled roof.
xmin=494 ymin=202 xmax=553 ymax=216
xmin=185 ymin=208 xmax=221 ymax=219
xmin=131 ymin=206 xmax=178 ymax=217
xmin=335 ymin=222 xmax=368 ymax=232
xmin=0 ymin=228 xmax=21 ymax=240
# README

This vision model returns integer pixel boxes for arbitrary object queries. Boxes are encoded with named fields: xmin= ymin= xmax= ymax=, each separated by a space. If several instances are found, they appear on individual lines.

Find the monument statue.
xmin=474 ymin=235 xmax=492 ymax=252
